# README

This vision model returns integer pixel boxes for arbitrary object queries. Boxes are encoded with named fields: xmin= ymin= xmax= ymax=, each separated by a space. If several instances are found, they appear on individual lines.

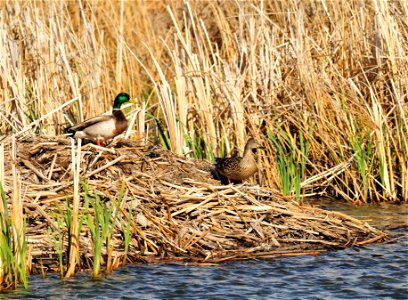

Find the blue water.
xmin=2 ymin=231 xmax=407 ymax=300
xmin=1 ymin=201 xmax=407 ymax=299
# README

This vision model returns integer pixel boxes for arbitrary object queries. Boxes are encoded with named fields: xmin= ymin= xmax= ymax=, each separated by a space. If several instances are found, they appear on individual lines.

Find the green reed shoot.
xmin=268 ymin=126 xmax=310 ymax=200
xmin=0 ymin=184 xmax=28 ymax=290
xmin=82 ymin=182 xmax=123 ymax=277
xmin=62 ymin=197 xmax=73 ymax=274
xmin=0 ymin=183 xmax=12 ymax=289
xmin=16 ymin=219 xmax=28 ymax=289
xmin=49 ymin=208 xmax=67 ymax=279
xmin=350 ymin=133 xmax=374 ymax=201
xmin=106 ymin=183 xmax=125 ymax=273
xmin=183 ymin=131 xmax=215 ymax=161
xmin=122 ymin=202 xmax=133 ymax=265
xmin=147 ymin=113 xmax=171 ymax=149
xmin=82 ymin=185 xmax=103 ymax=278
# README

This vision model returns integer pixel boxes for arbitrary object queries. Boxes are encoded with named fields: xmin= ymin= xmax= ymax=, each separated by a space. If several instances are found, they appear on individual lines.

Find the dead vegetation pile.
xmin=1 ymin=137 xmax=388 ymax=273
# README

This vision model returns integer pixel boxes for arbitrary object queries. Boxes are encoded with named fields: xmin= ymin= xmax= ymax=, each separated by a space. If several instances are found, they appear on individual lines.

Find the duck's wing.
xmin=215 ymin=157 xmax=240 ymax=171
xmin=65 ymin=112 xmax=113 ymax=133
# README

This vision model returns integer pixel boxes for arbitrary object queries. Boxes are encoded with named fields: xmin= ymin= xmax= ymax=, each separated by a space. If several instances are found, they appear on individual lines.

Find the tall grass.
xmin=49 ymin=210 xmax=66 ymax=279
xmin=0 ymin=139 xmax=28 ymax=290
xmin=82 ymin=182 xmax=124 ymax=278
xmin=121 ymin=201 xmax=133 ymax=265
xmin=268 ymin=126 xmax=310 ymax=200
xmin=0 ymin=184 xmax=27 ymax=290
xmin=0 ymin=0 xmax=406 ymax=206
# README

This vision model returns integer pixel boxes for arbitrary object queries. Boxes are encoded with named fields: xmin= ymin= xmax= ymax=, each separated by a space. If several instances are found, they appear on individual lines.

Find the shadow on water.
xmin=1 ymin=199 xmax=407 ymax=300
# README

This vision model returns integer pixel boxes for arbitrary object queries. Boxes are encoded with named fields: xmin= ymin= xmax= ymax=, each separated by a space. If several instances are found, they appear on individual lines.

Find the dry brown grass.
xmin=0 ymin=136 xmax=388 ymax=276
xmin=0 ymin=1 xmax=406 ymax=199
xmin=2 ymin=0 xmax=404 ymax=284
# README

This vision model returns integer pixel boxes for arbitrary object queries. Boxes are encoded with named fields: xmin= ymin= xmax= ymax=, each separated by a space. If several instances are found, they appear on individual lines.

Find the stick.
xmin=85 ymin=155 xmax=124 ymax=178
xmin=65 ymin=138 xmax=81 ymax=278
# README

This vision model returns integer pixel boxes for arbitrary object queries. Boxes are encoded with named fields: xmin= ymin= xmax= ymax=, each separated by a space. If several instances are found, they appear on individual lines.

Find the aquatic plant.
xmin=82 ymin=182 xmax=123 ymax=278
xmin=268 ymin=126 xmax=310 ymax=200
xmin=49 ymin=198 xmax=74 ymax=279
xmin=0 ymin=184 xmax=28 ymax=290
xmin=122 ymin=201 xmax=133 ymax=265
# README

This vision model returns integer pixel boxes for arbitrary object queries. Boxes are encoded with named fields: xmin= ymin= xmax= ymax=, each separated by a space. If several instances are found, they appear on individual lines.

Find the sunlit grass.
xmin=268 ymin=125 xmax=310 ymax=200
xmin=82 ymin=182 xmax=124 ymax=278
xmin=49 ymin=208 xmax=66 ymax=279
xmin=0 ymin=2 xmax=404 ymax=289
xmin=0 ymin=4 xmax=405 ymax=288
xmin=0 ymin=184 xmax=28 ymax=290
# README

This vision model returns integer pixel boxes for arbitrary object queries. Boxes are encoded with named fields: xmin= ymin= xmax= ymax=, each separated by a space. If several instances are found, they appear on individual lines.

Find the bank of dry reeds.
xmin=0 ymin=136 xmax=388 ymax=277
xmin=1 ymin=1 xmax=406 ymax=202
xmin=3 ymin=1 xmax=406 ymax=289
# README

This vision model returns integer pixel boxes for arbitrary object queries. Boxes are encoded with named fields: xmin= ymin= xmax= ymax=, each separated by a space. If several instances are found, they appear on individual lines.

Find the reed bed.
xmin=0 ymin=1 xmax=406 ymax=202
xmin=0 ymin=136 xmax=388 ymax=281
xmin=1 ymin=0 xmax=406 ymax=291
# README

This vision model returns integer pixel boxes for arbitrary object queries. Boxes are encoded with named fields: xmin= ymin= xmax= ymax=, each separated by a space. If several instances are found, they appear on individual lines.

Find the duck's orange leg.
xmin=96 ymin=139 xmax=105 ymax=147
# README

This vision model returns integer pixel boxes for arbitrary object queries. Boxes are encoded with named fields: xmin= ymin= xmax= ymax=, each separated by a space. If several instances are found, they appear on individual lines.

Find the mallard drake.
xmin=65 ymin=92 xmax=130 ymax=146
xmin=215 ymin=138 xmax=265 ymax=182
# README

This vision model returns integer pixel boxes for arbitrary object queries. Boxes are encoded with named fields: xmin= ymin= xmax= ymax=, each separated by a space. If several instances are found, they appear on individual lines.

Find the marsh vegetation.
xmin=0 ymin=0 xmax=406 ymax=290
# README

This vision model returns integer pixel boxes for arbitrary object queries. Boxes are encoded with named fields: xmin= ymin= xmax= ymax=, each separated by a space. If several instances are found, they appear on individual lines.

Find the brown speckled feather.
xmin=215 ymin=138 xmax=264 ymax=181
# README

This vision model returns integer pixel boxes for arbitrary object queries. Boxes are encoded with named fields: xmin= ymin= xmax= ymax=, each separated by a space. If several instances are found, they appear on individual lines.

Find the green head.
xmin=113 ymin=92 xmax=130 ymax=109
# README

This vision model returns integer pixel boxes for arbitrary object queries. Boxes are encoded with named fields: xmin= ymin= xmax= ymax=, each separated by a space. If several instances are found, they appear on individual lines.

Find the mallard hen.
xmin=215 ymin=138 xmax=265 ymax=182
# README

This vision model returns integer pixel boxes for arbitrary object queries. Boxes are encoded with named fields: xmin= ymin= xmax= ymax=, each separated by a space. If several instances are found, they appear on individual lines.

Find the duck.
xmin=215 ymin=138 xmax=265 ymax=182
xmin=65 ymin=92 xmax=130 ymax=146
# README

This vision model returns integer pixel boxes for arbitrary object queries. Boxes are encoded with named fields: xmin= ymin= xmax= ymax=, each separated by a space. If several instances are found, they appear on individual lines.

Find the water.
xmin=2 ymin=201 xmax=407 ymax=300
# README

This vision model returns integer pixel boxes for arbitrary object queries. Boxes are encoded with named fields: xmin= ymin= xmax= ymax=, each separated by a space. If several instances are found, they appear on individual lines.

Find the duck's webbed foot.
xmin=96 ymin=139 xmax=106 ymax=147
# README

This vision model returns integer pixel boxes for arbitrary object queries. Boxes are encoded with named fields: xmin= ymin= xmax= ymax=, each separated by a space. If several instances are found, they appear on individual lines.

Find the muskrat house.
xmin=2 ymin=137 xmax=388 ymax=274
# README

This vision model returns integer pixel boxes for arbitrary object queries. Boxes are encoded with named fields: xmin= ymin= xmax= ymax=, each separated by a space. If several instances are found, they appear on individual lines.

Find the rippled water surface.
xmin=2 ymin=201 xmax=407 ymax=300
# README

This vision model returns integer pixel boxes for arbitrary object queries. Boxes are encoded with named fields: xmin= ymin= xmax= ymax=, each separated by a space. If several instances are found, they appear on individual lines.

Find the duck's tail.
xmin=64 ymin=127 xmax=76 ymax=138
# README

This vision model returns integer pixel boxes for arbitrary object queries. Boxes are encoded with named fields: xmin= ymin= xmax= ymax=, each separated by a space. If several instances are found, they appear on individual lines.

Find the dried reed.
xmin=0 ymin=137 xmax=389 ymax=281
xmin=65 ymin=138 xmax=81 ymax=278
xmin=0 ymin=1 xmax=406 ymax=202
